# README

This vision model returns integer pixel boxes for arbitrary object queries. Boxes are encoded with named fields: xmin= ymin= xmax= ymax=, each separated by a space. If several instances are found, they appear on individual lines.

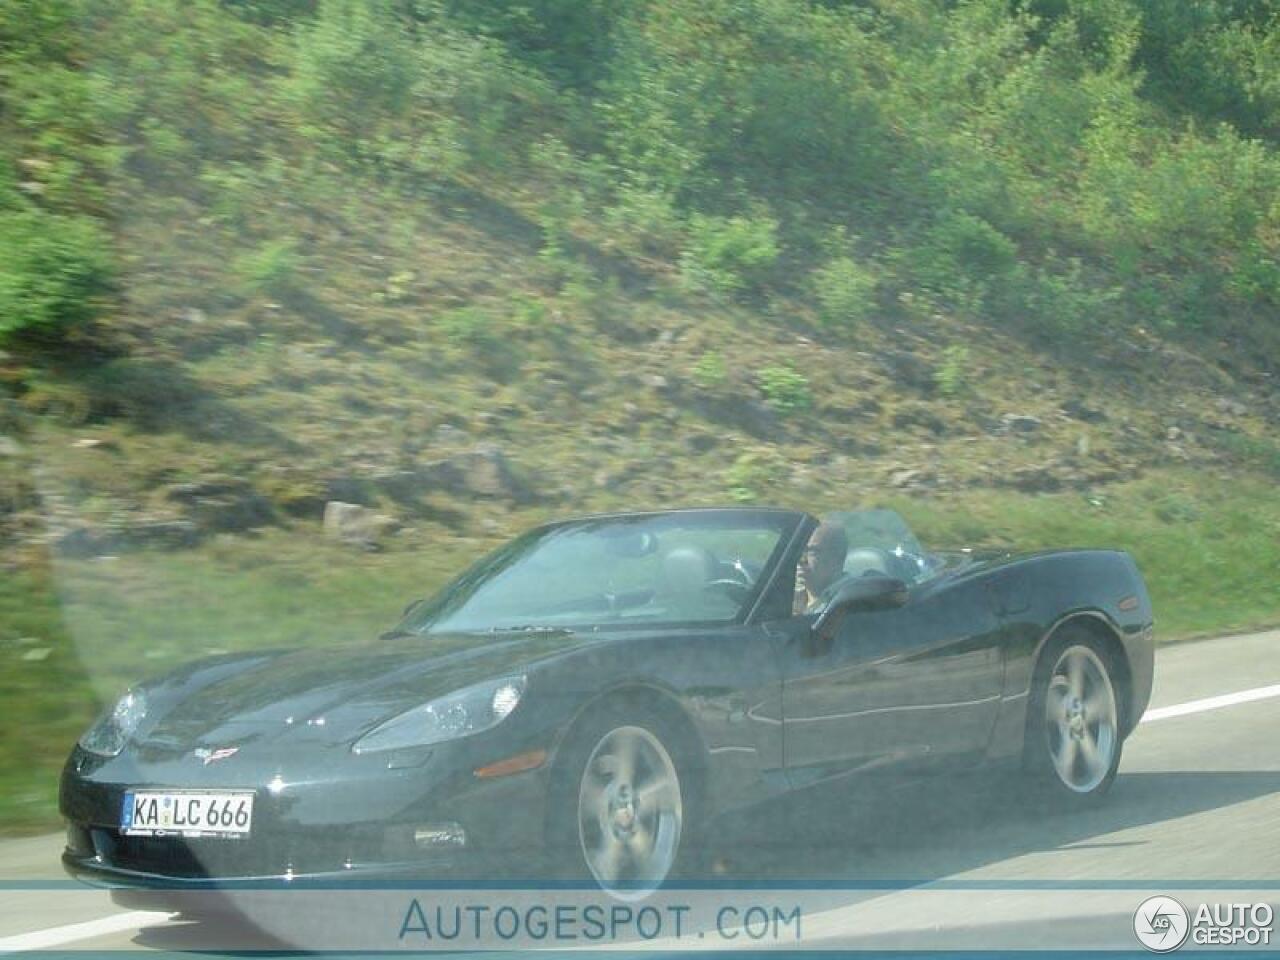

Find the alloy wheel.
xmin=1044 ymin=644 xmax=1119 ymax=793
xmin=577 ymin=724 xmax=683 ymax=898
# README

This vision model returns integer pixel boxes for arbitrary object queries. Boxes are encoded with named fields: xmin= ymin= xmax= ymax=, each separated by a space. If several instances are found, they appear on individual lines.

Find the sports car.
xmin=60 ymin=506 xmax=1154 ymax=897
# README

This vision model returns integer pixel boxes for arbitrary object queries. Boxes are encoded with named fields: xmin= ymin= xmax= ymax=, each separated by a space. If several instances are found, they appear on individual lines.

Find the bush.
xmin=442 ymin=0 xmax=632 ymax=90
xmin=996 ymin=257 xmax=1122 ymax=337
xmin=290 ymin=0 xmax=552 ymax=175
xmin=757 ymin=364 xmax=811 ymax=414
xmin=934 ymin=345 xmax=971 ymax=397
xmin=1153 ymin=494 xmax=1202 ymax=525
xmin=223 ymin=0 xmax=316 ymax=25
xmin=0 ymin=209 xmax=114 ymax=345
xmin=680 ymin=213 xmax=780 ymax=296
xmin=1227 ymin=238 xmax=1280 ymax=306
xmin=1212 ymin=433 xmax=1280 ymax=479
xmin=812 ymin=256 xmax=877 ymax=328
xmin=602 ymin=0 xmax=893 ymax=210
xmin=82 ymin=359 xmax=195 ymax=427
xmin=603 ymin=182 xmax=685 ymax=259
xmin=902 ymin=211 xmax=1018 ymax=315
xmin=924 ymin=211 xmax=1018 ymax=278
xmin=434 ymin=305 xmax=525 ymax=381
xmin=436 ymin=306 xmax=498 ymax=347
xmin=232 ymin=239 xmax=301 ymax=297
xmin=290 ymin=0 xmax=417 ymax=147
xmin=724 ymin=448 xmax=788 ymax=502
xmin=691 ymin=351 xmax=727 ymax=389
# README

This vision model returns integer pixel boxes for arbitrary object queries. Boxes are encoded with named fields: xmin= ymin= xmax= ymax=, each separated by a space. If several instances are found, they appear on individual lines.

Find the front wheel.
xmin=548 ymin=704 xmax=698 ymax=899
xmin=1026 ymin=631 xmax=1123 ymax=800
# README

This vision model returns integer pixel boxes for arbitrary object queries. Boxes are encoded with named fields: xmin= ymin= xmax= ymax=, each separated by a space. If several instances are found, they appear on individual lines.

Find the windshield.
xmin=399 ymin=511 xmax=796 ymax=633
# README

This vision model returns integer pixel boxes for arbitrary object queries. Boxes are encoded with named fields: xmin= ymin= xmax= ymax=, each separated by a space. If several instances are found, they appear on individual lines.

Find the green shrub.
xmin=436 ymin=306 xmax=498 ymax=346
xmin=691 ymin=351 xmax=727 ymax=389
xmin=58 ymin=0 xmax=272 ymax=186
xmin=223 ymin=0 xmax=317 ymax=25
xmin=924 ymin=211 xmax=1018 ymax=278
xmin=290 ymin=0 xmax=416 ymax=146
xmin=0 ymin=209 xmax=114 ymax=345
xmin=603 ymin=183 xmax=685 ymax=259
xmin=996 ymin=257 xmax=1122 ymax=337
xmin=442 ymin=0 xmax=632 ymax=90
xmin=435 ymin=305 xmax=526 ymax=381
xmin=290 ymin=0 xmax=551 ymax=174
xmin=1153 ymin=494 xmax=1202 ymax=525
xmin=374 ymin=270 xmax=417 ymax=306
xmin=812 ymin=256 xmax=877 ymax=328
xmin=232 ymin=239 xmax=301 ymax=297
xmin=82 ymin=359 xmax=194 ymax=427
xmin=1126 ymin=0 xmax=1280 ymax=139
xmin=901 ymin=211 xmax=1018 ymax=315
xmin=680 ymin=213 xmax=780 ymax=296
xmin=17 ymin=378 xmax=96 ymax=425
xmin=724 ymin=448 xmax=787 ymax=502
xmin=530 ymin=137 xmax=591 ymax=257
xmin=1076 ymin=120 xmax=1280 ymax=332
xmin=1212 ymin=433 xmax=1280 ymax=479
xmin=757 ymin=364 xmax=811 ymax=414
xmin=602 ymin=0 xmax=892 ymax=210
xmin=934 ymin=345 xmax=971 ymax=397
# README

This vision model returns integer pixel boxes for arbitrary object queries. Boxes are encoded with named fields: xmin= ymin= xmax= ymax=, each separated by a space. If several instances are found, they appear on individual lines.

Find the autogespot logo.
xmin=1134 ymin=896 xmax=1191 ymax=953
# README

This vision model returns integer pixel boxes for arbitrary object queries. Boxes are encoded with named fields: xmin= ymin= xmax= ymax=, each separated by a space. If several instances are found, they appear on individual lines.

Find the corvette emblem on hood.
xmin=193 ymin=746 xmax=239 ymax=765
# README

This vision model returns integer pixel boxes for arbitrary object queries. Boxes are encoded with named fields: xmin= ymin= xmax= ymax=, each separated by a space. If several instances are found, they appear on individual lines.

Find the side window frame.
xmin=747 ymin=514 xmax=817 ymax=624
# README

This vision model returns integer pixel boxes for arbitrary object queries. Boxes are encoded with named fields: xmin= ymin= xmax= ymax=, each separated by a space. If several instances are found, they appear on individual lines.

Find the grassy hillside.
xmin=2 ymin=0 xmax=1279 ymax=833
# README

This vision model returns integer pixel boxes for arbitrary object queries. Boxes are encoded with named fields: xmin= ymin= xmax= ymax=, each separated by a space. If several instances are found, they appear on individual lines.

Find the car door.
xmin=779 ymin=571 xmax=1006 ymax=788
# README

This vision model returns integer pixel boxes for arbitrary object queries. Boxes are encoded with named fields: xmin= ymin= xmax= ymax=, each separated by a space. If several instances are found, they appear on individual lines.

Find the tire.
xmin=1024 ymin=626 xmax=1124 ymax=802
xmin=546 ymin=698 xmax=702 ymax=899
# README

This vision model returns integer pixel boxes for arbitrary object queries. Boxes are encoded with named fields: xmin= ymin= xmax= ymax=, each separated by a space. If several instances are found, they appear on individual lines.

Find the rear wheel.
xmin=1026 ymin=628 xmax=1123 ymax=800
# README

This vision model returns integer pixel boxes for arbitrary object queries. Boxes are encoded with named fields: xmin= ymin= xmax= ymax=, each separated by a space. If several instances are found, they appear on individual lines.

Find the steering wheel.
xmin=703 ymin=557 xmax=757 ymax=602
xmin=703 ymin=578 xmax=751 ymax=602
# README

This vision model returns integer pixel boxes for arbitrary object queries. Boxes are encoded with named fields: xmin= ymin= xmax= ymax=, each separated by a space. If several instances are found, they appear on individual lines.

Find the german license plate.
xmin=121 ymin=790 xmax=254 ymax=838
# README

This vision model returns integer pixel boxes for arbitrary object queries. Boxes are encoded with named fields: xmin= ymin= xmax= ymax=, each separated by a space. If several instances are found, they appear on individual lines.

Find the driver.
xmin=794 ymin=521 xmax=848 ymax=615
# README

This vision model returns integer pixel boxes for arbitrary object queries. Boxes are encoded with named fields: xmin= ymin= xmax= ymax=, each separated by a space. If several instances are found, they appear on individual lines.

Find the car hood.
xmin=139 ymin=629 xmax=595 ymax=750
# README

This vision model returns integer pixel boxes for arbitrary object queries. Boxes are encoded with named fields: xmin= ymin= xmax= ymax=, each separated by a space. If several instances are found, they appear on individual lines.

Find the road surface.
xmin=1 ymin=628 xmax=1278 ymax=953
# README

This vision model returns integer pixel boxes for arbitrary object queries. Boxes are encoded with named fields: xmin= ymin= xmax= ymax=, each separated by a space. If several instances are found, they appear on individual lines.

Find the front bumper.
xmin=62 ymin=846 xmax=467 ymax=889
xmin=59 ymin=737 xmax=551 ymax=888
xmin=61 ymin=850 xmax=510 ymax=931
xmin=60 ymin=825 xmax=496 ymax=889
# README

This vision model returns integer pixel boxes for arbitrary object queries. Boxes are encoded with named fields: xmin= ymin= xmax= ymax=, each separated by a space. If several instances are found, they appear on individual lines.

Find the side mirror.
xmin=812 ymin=575 xmax=908 ymax=642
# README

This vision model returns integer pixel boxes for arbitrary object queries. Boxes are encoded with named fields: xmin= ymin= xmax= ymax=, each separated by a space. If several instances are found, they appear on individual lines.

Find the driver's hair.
xmin=809 ymin=521 xmax=848 ymax=566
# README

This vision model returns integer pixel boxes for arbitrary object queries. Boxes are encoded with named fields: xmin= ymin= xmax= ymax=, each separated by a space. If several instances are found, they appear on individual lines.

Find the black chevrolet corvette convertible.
xmin=61 ymin=507 xmax=1154 ymax=897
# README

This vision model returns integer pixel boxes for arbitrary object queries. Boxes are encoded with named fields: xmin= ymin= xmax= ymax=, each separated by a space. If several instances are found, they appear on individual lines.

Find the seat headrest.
xmin=661 ymin=545 xmax=716 ymax=596
xmin=844 ymin=547 xmax=889 ymax=578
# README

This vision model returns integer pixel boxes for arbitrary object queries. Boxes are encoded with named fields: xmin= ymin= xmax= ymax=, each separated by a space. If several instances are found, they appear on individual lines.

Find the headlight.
xmin=352 ymin=676 xmax=526 ymax=754
xmin=78 ymin=689 xmax=148 ymax=758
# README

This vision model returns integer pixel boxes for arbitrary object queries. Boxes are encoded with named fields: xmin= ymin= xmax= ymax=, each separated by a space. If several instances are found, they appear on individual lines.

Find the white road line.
xmin=1142 ymin=682 xmax=1280 ymax=724
xmin=0 ymin=911 xmax=171 ymax=955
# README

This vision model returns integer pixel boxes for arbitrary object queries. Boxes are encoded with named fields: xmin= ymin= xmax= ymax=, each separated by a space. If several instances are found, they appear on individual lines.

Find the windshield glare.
xmin=401 ymin=513 xmax=794 ymax=633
